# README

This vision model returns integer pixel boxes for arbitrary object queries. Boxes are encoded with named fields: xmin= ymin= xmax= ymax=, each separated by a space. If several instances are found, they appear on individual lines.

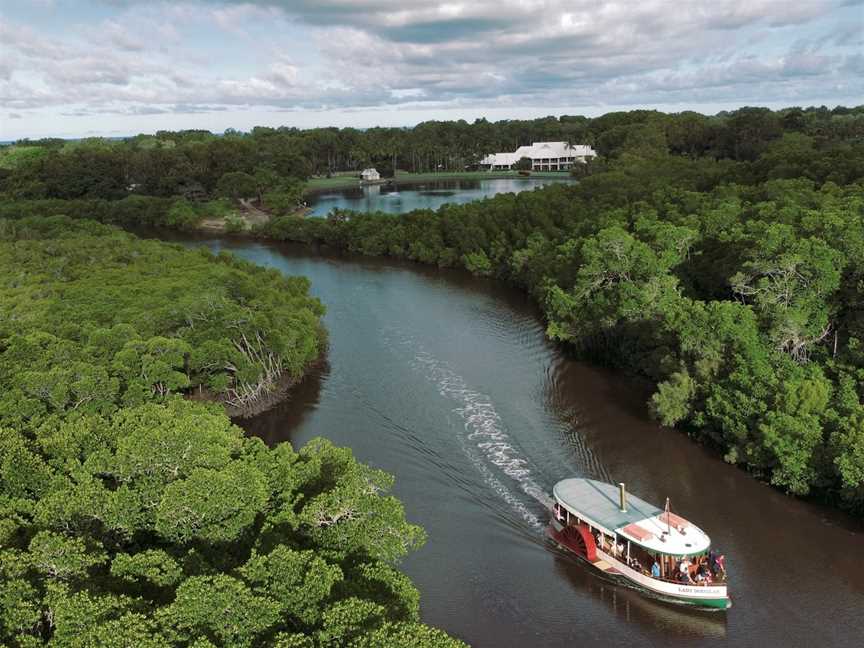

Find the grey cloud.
xmin=8 ymin=0 xmax=862 ymax=123
xmin=47 ymin=63 xmax=131 ymax=86
xmin=243 ymin=0 xmax=837 ymax=37
xmin=100 ymin=20 xmax=147 ymax=51
xmin=124 ymin=105 xmax=170 ymax=115
xmin=841 ymin=53 xmax=864 ymax=74
xmin=60 ymin=103 xmax=231 ymax=117
xmin=172 ymin=103 xmax=231 ymax=113
xmin=379 ymin=16 xmax=514 ymax=44
xmin=832 ymin=22 xmax=864 ymax=46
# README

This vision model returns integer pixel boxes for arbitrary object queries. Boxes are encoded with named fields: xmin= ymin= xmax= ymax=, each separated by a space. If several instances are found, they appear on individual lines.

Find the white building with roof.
xmin=360 ymin=168 xmax=380 ymax=181
xmin=479 ymin=141 xmax=597 ymax=171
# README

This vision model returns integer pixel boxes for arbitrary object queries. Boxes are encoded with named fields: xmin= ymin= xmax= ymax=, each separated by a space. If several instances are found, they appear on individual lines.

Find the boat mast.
xmin=665 ymin=497 xmax=670 ymax=532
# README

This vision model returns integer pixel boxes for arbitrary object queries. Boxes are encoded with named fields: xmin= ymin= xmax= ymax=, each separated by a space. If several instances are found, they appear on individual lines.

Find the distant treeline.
xmin=1 ymin=105 xmax=862 ymax=203
xmin=256 ymin=108 xmax=864 ymax=513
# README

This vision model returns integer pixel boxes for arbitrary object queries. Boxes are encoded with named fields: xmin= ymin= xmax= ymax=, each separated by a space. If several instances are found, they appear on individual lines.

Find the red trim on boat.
xmin=575 ymin=524 xmax=597 ymax=561
xmin=659 ymin=511 xmax=690 ymax=532
xmin=621 ymin=523 xmax=654 ymax=541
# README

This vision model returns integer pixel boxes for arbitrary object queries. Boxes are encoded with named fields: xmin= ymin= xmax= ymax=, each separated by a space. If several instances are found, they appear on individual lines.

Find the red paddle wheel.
xmin=548 ymin=521 xmax=597 ymax=562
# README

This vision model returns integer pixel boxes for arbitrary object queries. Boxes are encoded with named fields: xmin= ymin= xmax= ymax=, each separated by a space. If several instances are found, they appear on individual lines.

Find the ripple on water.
xmin=385 ymin=331 xmax=548 ymax=529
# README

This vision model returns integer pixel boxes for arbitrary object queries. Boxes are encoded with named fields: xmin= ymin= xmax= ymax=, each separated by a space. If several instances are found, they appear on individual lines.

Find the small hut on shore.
xmin=360 ymin=168 xmax=380 ymax=182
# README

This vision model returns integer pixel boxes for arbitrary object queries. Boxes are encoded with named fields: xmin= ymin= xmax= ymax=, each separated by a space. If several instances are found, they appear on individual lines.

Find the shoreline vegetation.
xmin=195 ymin=351 xmax=328 ymax=419
xmin=0 ymin=216 xmax=467 ymax=646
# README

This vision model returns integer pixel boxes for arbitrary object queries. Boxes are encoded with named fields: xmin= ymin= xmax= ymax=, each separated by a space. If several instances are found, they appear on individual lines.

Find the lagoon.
xmin=306 ymin=176 xmax=574 ymax=216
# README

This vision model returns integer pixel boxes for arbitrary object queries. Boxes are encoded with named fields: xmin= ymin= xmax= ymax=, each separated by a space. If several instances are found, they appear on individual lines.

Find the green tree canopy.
xmin=0 ymin=218 xmax=463 ymax=647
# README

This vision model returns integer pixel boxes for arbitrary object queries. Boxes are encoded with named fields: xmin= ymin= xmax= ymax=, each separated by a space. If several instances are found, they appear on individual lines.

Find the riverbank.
xmin=197 ymin=200 xmax=309 ymax=233
xmin=187 ymin=348 xmax=328 ymax=418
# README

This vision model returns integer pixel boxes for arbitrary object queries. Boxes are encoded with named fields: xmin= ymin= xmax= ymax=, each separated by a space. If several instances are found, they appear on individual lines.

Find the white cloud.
xmin=209 ymin=3 xmax=283 ymax=35
xmin=1 ymin=0 xmax=861 ymax=138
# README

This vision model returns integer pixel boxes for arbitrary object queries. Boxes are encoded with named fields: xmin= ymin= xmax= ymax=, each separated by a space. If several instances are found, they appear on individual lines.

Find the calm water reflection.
xmin=307 ymin=177 xmax=573 ymax=216
xmin=156 ymin=233 xmax=864 ymax=647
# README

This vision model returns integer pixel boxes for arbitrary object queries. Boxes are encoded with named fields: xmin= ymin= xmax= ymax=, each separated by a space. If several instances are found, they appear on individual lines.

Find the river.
xmin=174 ymin=236 xmax=863 ymax=647
xmin=306 ymin=177 xmax=573 ymax=216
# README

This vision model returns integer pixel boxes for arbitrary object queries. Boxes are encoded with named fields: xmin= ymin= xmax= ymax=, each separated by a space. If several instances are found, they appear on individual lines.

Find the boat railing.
xmin=602 ymin=549 xmax=727 ymax=587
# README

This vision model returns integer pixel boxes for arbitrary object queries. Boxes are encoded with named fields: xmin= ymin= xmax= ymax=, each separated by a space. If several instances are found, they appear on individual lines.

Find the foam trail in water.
xmin=401 ymin=341 xmax=548 ymax=530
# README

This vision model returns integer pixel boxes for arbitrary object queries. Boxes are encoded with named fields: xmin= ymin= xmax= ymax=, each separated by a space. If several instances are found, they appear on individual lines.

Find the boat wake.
xmin=405 ymin=343 xmax=550 ymax=530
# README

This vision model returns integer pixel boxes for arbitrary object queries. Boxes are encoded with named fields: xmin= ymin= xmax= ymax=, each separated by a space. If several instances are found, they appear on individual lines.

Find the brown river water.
xmin=163 ymin=234 xmax=863 ymax=647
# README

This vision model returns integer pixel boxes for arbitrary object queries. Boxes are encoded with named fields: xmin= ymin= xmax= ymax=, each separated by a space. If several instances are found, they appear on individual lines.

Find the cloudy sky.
xmin=1 ymin=0 xmax=862 ymax=139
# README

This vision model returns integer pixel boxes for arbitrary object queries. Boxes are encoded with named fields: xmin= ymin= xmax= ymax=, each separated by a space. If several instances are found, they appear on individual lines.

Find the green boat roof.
xmin=553 ymin=478 xmax=663 ymax=535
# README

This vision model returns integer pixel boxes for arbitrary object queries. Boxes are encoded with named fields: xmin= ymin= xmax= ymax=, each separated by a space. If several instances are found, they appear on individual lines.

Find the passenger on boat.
xmin=553 ymin=502 xmax=565 ymax=522
xmin=651 ymin=561 xmax=661 ymax=579
xmin=708 ymin=550 xmax=727 ymax=579
xmin=678 ymin=559 xmax=694 ymax=584
xmin=598 ymin=534 xmax=610 ymax=553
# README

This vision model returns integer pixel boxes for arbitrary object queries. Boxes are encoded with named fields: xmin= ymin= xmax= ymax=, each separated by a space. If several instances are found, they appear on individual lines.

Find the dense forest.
xmin=0 ymin=217 xmax=326 ymax=414
xmin=255 ymin=107 xmax=864 ymax=513
xmin=0 ymin=218 xmax=464 ymax=647
xmin=1 ymin=106 xmax=863 ymax=516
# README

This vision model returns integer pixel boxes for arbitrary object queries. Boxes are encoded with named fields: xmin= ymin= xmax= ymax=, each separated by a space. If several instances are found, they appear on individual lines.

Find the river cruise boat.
xmin=548 ymin=478 xmax=731 ymax=609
